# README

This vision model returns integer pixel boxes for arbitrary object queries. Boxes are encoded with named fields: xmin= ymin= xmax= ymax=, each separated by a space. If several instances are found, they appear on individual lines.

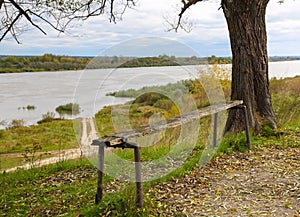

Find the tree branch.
xmin=172 ymin=0 xmax=205 ymax=32
xmin=8 ymin=0 xmax=47 ymax=35
xmin=1 ymin=0 xmax=137 ymax=43
xmin=0 ymin=11 xmax=22 ymax=43
xmin=29 ymin=10 xmax=64 ymax=33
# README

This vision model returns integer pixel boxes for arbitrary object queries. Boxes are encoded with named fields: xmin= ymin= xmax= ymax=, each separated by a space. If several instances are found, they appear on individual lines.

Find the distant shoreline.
xmin=1 ymin=54 xmax=299 ymax=74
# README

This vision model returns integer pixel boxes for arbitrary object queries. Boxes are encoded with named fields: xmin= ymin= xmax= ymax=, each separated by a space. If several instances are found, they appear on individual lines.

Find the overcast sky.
xmin=0 ymin=0 xmax=299 ymax=57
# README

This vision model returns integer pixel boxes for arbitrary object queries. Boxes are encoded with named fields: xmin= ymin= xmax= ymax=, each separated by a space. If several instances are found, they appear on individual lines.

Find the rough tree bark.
xmin=222 ymin=0 xmax=277 ymax=133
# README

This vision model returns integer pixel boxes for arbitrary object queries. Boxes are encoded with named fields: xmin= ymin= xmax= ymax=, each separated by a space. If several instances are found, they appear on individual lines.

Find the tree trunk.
xmin=222 ymin=0 xmax=277 ymax=133
xmin=0 ymin=0 xmax=4 ymax=9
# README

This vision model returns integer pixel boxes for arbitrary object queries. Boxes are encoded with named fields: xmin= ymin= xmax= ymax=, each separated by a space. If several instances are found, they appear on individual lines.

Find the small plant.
xmin=38 ymin=112 xmax=56 ymax=123
xmin=8 ymin=119 xmax=25 ymax=128
xmin=22 ymin=143 xmax=49 ymax=168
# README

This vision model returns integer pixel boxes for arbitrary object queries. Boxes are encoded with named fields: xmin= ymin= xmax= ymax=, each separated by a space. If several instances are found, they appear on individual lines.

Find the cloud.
xmin=0 ymin=0 xmax=299 ymax=56
xmin=266 ymin=0 xmax=300 ymax=55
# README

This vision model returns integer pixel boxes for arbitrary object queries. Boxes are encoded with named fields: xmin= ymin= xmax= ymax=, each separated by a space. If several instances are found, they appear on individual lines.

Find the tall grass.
xmin=270 ymin=76 xmax=300 ymax=125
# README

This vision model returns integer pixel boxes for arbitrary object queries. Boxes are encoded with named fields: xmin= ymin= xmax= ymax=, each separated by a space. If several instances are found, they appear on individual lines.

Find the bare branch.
xmin=171 ymin=0 xmax=205 ymax=32
xmin=110 ymin=0 xmax=116 ymax=23
xmin=0 ymin=0 xmax=137 ymax=43
xmin=0 ymin=11 xmax=22 ymax=42
xmin=29 ymin=10 xmax=64 ymax=33
xmin=8 ymin=0 xmax=47 ymax=35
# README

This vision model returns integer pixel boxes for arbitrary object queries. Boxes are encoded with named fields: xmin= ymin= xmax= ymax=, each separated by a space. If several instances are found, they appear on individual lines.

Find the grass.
xmin=0 ymin=158 xmax=98 ymax=216
xmin=1 ymin=121 xmax=298 ymax=216
xmin=0 ymin=119 xmax=77 ymax=155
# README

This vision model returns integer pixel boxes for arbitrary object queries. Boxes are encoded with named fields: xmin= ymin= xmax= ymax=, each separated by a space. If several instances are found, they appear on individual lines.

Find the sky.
xmin=0 ymin=0 xmax=299 ymax=57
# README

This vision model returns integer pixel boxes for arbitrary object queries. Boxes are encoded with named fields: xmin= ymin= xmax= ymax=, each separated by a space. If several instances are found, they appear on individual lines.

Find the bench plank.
xmin=101 ymin=100 xmax=243 ymax=145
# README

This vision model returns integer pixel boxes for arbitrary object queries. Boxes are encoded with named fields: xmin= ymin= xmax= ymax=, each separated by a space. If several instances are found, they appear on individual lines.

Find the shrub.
xmin=55 ymin=103 xmax=80 ymax=115
xmin=153 ymin=99 xmax=173 ymax=110
xmin=26 ymin=105 xmax=36 ymax=110
xmin=38 ymin=112 xmax=56 ymax=123
xmin=8 ymin=119 xmax=25 ymax=128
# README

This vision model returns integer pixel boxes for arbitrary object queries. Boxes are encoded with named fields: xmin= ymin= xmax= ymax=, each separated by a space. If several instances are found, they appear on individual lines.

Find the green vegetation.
xmin=8 ymin=119 xmax=25 ymax=129
xmin=107 ymin=80 xmax=193 ymax=98
xmin=0 ymin=120 xmax=77 ymax=155
xmin=18 ymin=105 xmax=36 ymax=110
xmin=117 ymin=56 xmax=180 ymax=68
xmin=1 ymin=54 xmax=297 ymax=74
xmin=0 ymin=54 xmax=232 ymax=73
xmin=0 ymin=74 xmax=299 ymax=216
xmin=269 ymin=56 xmax=300 ymax=62
xmin=38 ymin=112 xmax=57 ymax=124
xmin=55 ymin=103 xmax=80 ymax=115
xmin=0 ymin=54 xmax=90 ymax=73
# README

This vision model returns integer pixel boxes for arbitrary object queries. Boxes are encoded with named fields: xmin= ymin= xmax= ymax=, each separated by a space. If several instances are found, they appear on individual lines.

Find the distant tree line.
xmin=268 ymin=56 xmax=300 ymax=62
xmin=0 ymin=54 xmax=90 ymax=73
xmin=0 ymin=54 xmax=232 ymax=73
xmin=1 ymin=53 xmax=294 ymax=73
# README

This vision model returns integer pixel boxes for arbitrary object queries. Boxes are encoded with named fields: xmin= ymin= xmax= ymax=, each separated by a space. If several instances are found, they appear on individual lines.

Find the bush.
xmin=38 ymin=112 xmax=56 ymax=123
xmin=26 ymin=105 xmax=36 ymax=110
xmin=153 ymin=99 xmax=173 ymax=110
xmin=8 ymin=119 xmax=25 ymax=128
xmin=55 ymin=103 xmax=80 ymax=115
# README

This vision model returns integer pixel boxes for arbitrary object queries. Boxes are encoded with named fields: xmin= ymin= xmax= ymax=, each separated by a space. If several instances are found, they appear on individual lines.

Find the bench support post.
xmin=241 ymin=105 xmax=251 ymax=150
xmin=92 ymin=140 xmax=143 ymax=208
xmin=95 ymin=144 xmax=105 ymax=204
xmin=229 ymin=105 xmax=252 ymax=150
xmin=134 ymin=146 xmax=143 ymax=208
xmin=213 ymin=113 xmax=218 ymax=148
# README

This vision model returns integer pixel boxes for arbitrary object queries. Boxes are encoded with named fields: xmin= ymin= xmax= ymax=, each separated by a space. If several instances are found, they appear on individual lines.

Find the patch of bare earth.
xmin=150 ymin=147 xmax=300 ymax=216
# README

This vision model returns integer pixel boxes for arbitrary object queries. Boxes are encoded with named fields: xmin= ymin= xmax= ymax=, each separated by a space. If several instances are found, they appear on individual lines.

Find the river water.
xmin=0 ymin=61 xmax=299 ymax=128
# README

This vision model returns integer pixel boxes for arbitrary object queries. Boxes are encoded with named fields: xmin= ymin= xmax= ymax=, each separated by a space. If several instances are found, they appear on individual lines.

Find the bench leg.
xmin=213 ymin=113 xmax=218 ymax=148
xmin=134 ymin=146 xmax=143 ymax=208
xmin=95 ymin=145 xmax=105 ymax=204
xmin=241 ymin=105 xmax=251 ymax=150
xmin=228 ymin=105 xmax=252 ymax=150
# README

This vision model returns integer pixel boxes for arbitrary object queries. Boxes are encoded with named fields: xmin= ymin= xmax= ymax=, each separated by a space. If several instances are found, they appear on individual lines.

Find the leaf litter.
xmin=149 ymin=147 xmax=299 ymax=216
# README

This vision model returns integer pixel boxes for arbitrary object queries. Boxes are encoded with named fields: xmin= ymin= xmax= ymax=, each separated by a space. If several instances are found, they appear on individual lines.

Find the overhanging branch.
xmin=1 ymin=0 xmax=136 ymax=43
xmin=0 ymin=11 xmax=22 ymax=42
xmin=170 ymin=0 xmax=205 ymax=32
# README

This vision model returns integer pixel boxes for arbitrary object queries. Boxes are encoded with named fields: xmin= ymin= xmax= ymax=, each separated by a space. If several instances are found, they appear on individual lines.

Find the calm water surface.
xmin=0 ymin=61 xmax=299 ymax=127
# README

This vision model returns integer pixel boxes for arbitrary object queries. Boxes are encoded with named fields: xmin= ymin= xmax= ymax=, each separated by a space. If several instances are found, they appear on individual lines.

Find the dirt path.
xmin=2 ymin=118 xmax=99 ymax=173
xmin=3 ymin=148 xmax=82 ymax=173
xmin=79 ymin=118 xmax=99 ymax=158
xmin=150 ymin=147 xmax=300 ymax=216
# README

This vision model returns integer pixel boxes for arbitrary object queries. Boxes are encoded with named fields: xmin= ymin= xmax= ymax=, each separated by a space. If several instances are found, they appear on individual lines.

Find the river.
xmin=0 ymin=61 xmax=299 ymax=128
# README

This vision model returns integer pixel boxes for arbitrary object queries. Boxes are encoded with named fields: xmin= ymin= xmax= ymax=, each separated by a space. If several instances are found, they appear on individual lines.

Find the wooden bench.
xmin=91 ymin=100 xmax=251 ymax=208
